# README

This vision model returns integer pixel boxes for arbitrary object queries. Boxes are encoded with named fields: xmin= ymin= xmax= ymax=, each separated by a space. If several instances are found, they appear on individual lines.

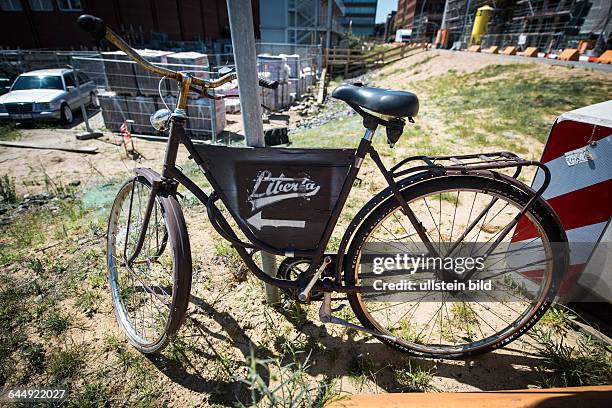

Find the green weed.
xmin=0 ymin=174 xmax=17 ymax=203
xmin=531 ymin=328 xmax=612 ymax=387
xmin=394 ymin=360 xmax=436 ymax=392
xmin=0 ymin=123 xmax=19 ymax=141
xmin=239 ymin=349 xmax=340 ymax=407
xmin=47 ymin=347 xmax=85 ymax=384
xmin=41 ymin=309 xmax=72 ymax=336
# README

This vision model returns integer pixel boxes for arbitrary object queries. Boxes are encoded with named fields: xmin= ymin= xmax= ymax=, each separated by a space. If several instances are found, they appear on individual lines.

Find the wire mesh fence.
xmin=71 ymin=54 xmax=225 ymax=142
xmin=69 ymin=48 xmax=320 ymax=143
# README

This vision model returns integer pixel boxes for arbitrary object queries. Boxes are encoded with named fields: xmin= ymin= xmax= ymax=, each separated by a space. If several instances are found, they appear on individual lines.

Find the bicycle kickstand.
xmin=318 ymin=292 xmax=396 ymax=341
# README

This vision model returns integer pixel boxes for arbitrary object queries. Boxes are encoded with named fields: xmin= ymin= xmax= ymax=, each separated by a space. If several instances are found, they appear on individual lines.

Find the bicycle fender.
xmin=133 ymin=167 xmax=177 ymax=196
xmin=335 ymin=169 xmax=445 ymax=281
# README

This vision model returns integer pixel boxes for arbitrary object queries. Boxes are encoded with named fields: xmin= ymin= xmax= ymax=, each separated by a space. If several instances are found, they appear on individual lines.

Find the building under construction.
xmin=259 ymin=0 xmax=346 ymax=47
xmin=397 ymin=0 xmax=612 ymax=53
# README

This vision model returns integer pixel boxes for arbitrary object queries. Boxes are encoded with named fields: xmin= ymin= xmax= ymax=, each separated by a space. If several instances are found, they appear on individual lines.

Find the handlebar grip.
xmin=258 ymin=77 xmax=279 ymax=90
xmin=77 ymin=15 xmax=107 ymax=41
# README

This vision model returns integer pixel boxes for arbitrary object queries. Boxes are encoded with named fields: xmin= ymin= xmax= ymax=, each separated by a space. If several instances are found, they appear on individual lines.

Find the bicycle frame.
xmin=126 ymin=77 xmax=436 ymax=295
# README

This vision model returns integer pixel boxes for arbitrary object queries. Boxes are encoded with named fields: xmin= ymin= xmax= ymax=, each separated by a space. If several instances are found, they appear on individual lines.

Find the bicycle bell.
xmin=150 ymin=109 xmax=172 ymax=131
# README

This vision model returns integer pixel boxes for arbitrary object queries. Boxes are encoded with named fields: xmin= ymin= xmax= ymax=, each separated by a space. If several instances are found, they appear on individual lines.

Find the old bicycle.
xmin=78 ymin=15 xmax=568 ymax=359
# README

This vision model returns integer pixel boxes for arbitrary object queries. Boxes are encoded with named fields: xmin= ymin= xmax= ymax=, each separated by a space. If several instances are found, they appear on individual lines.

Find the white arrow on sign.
xmin=247 ymin=211 xmax=306 ymax=230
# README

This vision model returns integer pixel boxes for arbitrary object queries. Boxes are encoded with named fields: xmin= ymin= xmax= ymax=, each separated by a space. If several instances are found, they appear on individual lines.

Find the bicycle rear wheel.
xmin=345 ymin=174 xmax=568 ymax=358
xmin=107 ymin=176 xmax=192 ymax=353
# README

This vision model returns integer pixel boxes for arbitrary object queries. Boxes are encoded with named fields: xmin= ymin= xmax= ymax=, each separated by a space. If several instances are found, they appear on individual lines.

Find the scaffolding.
xmin=260 ymin=0 xmax=345 ymax=47
xmin=440 ymin=0 xmax=610 ymax=51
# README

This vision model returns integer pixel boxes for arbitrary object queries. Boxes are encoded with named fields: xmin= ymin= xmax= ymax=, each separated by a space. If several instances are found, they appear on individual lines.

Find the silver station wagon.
xmin=0 ymin=68 xmax=97 ymax=125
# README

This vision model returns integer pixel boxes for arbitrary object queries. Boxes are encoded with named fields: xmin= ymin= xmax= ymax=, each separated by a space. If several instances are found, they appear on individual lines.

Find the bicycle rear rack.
xmin=389 ymin=151 xmax=553 ymax=260
xmin=390 ymin=151 xmax=550 ymax=197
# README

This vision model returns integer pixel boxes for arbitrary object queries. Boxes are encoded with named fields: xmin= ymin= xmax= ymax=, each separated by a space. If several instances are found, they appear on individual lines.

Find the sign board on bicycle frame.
xmin=195 ymin=144 xmax=355 ymax=250
xmin=513 ymin=100 xmax=612 ymax=302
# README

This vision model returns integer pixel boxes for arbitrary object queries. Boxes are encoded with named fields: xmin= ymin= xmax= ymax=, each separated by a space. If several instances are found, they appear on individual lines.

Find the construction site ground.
xmin=0 ymin=49 xmax=611 ymax=407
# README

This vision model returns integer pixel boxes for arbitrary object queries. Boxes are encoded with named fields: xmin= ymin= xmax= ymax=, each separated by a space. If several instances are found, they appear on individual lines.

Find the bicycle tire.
xmin=106 ymin=176 xmax=192 ymax=353
xmin=344 ymin=174 xmax=568 ymax=358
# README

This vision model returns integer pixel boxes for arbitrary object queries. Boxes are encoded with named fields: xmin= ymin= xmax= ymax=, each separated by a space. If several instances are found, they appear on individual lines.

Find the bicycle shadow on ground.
xmin=147 ymin=293 xmax=275 ymax=406
xmin=275 ymin=306 xmax=546 ymax=392
xmin=148 ymin=292 xmax=546 ymax=405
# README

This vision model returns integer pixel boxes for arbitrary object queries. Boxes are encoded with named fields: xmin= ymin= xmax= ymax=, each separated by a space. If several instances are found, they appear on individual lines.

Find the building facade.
xmin=0 ymin=0 xmax=260 ymax=51
xmin=383 ymin=10 xmax=396 ymax=41
xmin=394 ymin=0 xmax=445 ymax=41
xmin=259 ymin=0 xmax=345 ymax=46
xmin=342 ymin=0 xmax=378 ymax=37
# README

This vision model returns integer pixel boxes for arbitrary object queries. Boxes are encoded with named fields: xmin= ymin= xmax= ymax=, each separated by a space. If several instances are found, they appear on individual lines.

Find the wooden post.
xmin=345 ymin=51 xmax=350 ymax=77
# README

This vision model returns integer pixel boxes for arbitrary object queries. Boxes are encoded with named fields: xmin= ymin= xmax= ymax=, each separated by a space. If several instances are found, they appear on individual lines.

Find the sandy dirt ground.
xmin=1 ymin=49 xmax=610 ymax=404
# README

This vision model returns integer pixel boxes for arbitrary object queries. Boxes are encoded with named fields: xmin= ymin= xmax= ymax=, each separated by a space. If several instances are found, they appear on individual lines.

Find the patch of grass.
xmin=0 ymin=276 xmax=35 ymax=382
xmin=393 ymin=319 xmax=424 ymax=344
xmin=103 ymin=334 xmax=124 ymax=353
xmin=417 ymin=63 xmax=612 ymax=143
xmin=537 ymin=306 xmax=576 ymax=335
xmin=0 ymin=123 xmax=19 ymax=141
xmin=531 ymin=328 xmax=612 ymax=388
xmin=66 ymin=381 xmax=113 ymax=408
xmin=450 ymin=302 xmax=478 ymax=339
xmin=74 ymin=290 xmax=101 ymax=317
xmin=41 ymin=309 xmax=72 ymax=336
xmin=47 ymin=347 xmax=85 ymax=384
xmin=394 ymin=360 xmax=436 ymax=392
xmin=290 ymin=115 xmax=363 ymax=148
xmin=0 ymin=174 xmax=17 ymax=203
xmin=239 ymin=349 xmax=340 ymax=407
xmin=279 ymin=298 xmax=310 ymax=327
xmin=0 ymin=194 xmax=85 ymax=265
xmin=432 ymin=192 xmax=460 ymax=205
xmin=21 ymin=341 xmax=46 ymax=375
xmin=213 ymin=239 xmax=247 ymax=280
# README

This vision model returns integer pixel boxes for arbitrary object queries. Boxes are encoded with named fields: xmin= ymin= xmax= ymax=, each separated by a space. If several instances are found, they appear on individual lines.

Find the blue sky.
xmin=375 ymin=0 xmax=397 ymax=23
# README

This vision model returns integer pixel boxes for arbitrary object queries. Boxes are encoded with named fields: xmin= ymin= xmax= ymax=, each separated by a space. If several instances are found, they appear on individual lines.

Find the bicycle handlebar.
xmin=77 ymin=14 xmax=278 ymax=91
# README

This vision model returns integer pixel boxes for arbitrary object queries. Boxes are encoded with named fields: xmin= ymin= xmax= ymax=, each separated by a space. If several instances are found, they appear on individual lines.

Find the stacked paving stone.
xmin=99 ymin=50 xmax=224 ymax=140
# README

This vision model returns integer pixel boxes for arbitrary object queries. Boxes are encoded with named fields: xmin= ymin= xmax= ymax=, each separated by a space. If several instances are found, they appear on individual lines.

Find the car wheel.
xmin=60 ymin=103 xmax=73 ymax=125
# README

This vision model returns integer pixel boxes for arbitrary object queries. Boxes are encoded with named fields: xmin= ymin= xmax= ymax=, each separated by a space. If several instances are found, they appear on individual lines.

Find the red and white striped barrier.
xmin=513 ymin=100 xmax=612 ymax=301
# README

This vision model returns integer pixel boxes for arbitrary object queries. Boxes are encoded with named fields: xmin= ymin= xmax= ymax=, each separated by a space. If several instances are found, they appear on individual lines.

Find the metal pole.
xmin=441 ymin=0 xmax=449 ymax=29
xmin=326 ymin=0 xmax=333 ymax=49
xmin=459 ymin=0 xmax=473 ymax=46
xmin=227 ymin=0 xmax=279 ymax=304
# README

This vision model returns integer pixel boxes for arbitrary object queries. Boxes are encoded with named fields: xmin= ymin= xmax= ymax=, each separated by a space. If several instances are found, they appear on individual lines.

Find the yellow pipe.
xmin=470 ymin=5 xmax=493 ymax=45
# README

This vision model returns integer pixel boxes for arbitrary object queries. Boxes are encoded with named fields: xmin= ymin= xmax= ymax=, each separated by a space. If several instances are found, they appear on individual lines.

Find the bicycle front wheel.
xmin=107 ymin=176 xmax=192 ymax=353
xmin=345 ymin=174 xmax=567 ymax=358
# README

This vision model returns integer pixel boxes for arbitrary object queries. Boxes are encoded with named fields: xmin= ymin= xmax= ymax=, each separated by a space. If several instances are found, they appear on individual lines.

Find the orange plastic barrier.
xmin=559 ymin=48 xmax=579 ymax=61
xmin=521 ymin=47 xmax=538 ymax=57
xmin=327 ymin=385 xmax=612 ymax=408
xmin=468 ymin=45 xmax=481 ymax=52
xmin=483 ymin=46 xmax=499 ymax=54
xmin=597 ymin=50 xmax=612 ymax=64
xmin=502 ymin=46 xmax=517 ymax=55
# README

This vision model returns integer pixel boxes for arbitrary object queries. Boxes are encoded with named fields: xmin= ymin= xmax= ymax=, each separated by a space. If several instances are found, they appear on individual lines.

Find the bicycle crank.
xmin=298 ymin=256 xmax=332 ymax=301
xmin=318 ymin=292 xmax=397 ymax=341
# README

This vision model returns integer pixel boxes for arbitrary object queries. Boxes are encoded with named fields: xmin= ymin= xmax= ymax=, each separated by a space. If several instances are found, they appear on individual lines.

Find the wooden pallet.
xmin=327 ymin=385 xmax=612 ymax=408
